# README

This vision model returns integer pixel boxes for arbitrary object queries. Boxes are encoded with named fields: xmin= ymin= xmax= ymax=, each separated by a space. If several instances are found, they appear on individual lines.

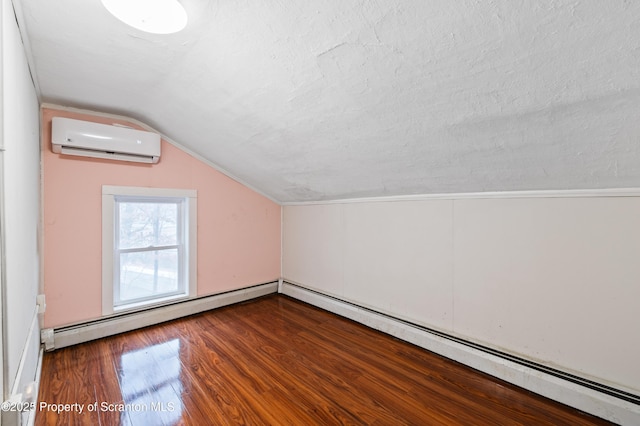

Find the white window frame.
xmin=102 ymin=185 xmax=197 ymax=315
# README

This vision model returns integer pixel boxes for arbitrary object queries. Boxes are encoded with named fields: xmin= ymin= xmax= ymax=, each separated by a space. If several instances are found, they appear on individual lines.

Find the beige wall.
xmin=283 ymin=195 xmax=640 ymax=393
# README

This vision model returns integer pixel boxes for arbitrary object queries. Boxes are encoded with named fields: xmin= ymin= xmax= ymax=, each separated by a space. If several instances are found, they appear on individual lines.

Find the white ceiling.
xmin=17 ymin=0 xmax=640 ymax=202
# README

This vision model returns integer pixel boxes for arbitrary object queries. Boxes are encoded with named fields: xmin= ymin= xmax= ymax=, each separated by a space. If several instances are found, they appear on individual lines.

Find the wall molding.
xmin=280 ymin=281 xmax=640 ymax=426
xmin=282 ymin=187 xmax=640 ymax=206
xmin=42 ymin=282 xmax=278 ymax=351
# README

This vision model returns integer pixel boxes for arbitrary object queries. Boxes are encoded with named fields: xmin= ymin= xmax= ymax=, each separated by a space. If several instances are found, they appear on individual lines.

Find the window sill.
xmin=114 ymin=293 xmax=190 ymax=315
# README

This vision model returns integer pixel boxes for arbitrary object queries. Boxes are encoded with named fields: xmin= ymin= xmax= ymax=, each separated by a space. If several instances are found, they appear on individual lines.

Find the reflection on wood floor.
xmin=36 ymin=294 xmax=612 ymax=425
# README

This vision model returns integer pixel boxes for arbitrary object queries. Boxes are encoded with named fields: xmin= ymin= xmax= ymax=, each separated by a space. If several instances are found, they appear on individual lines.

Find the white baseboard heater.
xmin=41 ymin=282 xmax=278 ymax=351
xmin=280 ymin=281 xmax=640 ymax=426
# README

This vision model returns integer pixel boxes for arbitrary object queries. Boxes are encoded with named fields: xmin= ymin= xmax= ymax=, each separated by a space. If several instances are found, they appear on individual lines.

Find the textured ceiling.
xmin=17 ymin=0 xmax=640 ymax=202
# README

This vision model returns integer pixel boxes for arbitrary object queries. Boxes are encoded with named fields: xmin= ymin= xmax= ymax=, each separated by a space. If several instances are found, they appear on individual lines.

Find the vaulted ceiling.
xmin=17 ymin=0 xmax=640 ymax=202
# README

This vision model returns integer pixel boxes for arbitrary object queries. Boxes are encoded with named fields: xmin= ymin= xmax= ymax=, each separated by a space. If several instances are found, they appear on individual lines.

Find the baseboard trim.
xmin=25 ymin=347 xmax=43 ymax=426
xmin=43 ymin=281 xmax=278 ymax=350
xmin=1 ymin=307 xmax=41 ymax=426
xmin=280 ymin=281 xmax=640 ymax=425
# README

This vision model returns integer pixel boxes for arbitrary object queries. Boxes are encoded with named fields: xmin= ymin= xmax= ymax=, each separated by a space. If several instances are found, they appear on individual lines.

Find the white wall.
xmin=283 ymin=194 xmax=640 ymax=394
xmin=1 ymin=0 xmax=40 ymax=402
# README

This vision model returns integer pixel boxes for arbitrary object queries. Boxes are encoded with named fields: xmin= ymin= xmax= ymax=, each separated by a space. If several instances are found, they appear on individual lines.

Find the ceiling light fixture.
xmin=101 ymin=0 xmax=188 ymax=34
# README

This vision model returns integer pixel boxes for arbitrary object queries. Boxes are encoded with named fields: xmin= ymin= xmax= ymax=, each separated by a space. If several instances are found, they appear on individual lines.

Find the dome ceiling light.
xmin=101 ymin=0 xmax=188 ymax=34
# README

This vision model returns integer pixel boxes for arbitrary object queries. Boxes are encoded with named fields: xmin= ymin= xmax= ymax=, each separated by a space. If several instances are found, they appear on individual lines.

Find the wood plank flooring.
xmin=36 ymin=294 xmax=613 ymax=425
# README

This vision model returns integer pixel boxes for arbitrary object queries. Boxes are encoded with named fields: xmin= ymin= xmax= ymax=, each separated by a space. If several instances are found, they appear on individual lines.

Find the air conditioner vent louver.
xmin=51 ymin=117 xmax=161 ymax=164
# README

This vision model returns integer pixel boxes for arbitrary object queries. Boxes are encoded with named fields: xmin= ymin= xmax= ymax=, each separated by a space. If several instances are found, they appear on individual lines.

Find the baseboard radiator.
xmin=41 ymin=282 xmax=278 ymax=351
xmin=280 ymin=281 xmax=640 ymax=426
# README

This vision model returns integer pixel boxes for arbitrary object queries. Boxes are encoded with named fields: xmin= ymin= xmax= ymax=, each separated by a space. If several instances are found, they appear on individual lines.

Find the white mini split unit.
xmin=51 ymin=117 xmax=161 ymax=164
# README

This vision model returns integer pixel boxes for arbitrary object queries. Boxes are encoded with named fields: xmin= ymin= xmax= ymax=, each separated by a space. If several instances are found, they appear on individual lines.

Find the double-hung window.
xmin=103 ymin=186 xmax=197 ymax=314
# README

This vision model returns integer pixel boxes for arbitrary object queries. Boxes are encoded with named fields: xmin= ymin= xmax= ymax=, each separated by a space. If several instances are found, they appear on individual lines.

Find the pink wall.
xmin=42 ymin=107 xmax=281 ymax=328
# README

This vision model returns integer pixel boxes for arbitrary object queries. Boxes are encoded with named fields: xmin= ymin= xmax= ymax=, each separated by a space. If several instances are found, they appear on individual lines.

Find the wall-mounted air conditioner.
xmin=51 ymin=117 xmax=161 ymax=164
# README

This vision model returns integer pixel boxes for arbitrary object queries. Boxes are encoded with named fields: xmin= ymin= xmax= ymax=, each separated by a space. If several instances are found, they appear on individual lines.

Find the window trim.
xmin=102 ymin=185 xmax=197 ymax=315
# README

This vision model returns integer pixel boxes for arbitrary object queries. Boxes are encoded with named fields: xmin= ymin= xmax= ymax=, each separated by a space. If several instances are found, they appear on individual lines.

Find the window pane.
xmin=118 ymin=249 xmax=180 ymax=303
xmin=119 ymin=202 xmax=178 ymax=249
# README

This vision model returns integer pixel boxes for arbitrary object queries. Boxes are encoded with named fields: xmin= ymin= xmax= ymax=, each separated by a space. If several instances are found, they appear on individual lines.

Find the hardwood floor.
xmin=36 ymin=294 xmax=613 ymax=425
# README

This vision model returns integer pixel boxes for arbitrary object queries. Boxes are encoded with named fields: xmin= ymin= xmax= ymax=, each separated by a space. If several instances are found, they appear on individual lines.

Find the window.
xmin=115 ymin=197 xmax=184 ymax=306
xmin=103 ymin=186 xmax=197 ymax=314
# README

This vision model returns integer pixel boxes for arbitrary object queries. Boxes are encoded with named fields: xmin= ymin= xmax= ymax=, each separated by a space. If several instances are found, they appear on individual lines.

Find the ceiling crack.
xmin=316 ymin=41 xmax=348 ymax=58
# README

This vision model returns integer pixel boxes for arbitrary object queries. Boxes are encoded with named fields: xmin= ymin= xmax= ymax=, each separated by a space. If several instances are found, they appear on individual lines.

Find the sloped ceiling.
xmin=18 ymin=0 xmax=640 ymax=202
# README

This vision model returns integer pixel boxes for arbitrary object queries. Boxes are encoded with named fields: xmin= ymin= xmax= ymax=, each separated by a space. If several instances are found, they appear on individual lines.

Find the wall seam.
xmin=450 ymin=199 xmax=455 ymax=333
